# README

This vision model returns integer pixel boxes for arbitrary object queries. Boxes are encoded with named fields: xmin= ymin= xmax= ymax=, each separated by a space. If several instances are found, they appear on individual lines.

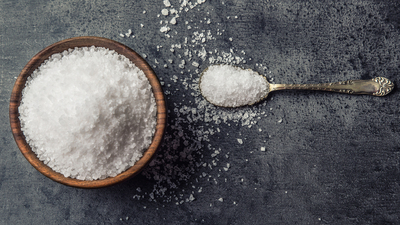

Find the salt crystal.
xmin=188 ymin=194 xmax=195 ymax=201
xmin=223 ymin=163 xmax=230 ymax=171
xmin=125 ymin=29 xmax=132 ymax=37
xmin=161 ymin=9 xmax=169 ymax=16
xmin=163 ymin=0 xmax=171 ymax=7
xmin=261 ymin=147 xmax=266 ymax=152
xmin=160 ymin=25 xmax=171 ymax=33
xmin=237 ymin=139 xmax=243 ymax=144
xmin=179 ymin=60 xmax=185 ymax=68
xmin=199 ymin=65 xmax=269 ymax=107
xmin=19 ymin=47 xmax=157 ymax=181
xmin=192 ymin=61 xmax=199 ymax=67
xmin=170 ymin=17 xmax=177 ymax=25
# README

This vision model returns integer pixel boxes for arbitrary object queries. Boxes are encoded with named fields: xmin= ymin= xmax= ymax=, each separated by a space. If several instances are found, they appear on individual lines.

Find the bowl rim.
xmin=9 ymin=36 xmax=166 ymax=188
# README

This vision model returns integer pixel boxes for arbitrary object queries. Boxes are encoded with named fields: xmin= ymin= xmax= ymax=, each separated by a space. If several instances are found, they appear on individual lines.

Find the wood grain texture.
xmin=9 ymin=36 xmax=166 ymax=188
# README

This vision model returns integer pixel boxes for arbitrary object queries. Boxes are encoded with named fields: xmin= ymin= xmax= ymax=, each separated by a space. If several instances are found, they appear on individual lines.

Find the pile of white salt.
xmin=19 ymin=46 xmax=157 ymax=181
xmin=199 ymin=64 xmax=269 ymax=107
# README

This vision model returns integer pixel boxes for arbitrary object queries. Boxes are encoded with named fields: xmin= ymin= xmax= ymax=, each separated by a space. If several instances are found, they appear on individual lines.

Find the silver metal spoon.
xmin=199 ymin=65 xmax=394 ymax=108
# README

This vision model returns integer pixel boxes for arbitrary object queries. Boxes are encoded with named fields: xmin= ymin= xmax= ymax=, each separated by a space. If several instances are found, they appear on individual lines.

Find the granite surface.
xmin=1 ymin=0 xmax=400 ymax=224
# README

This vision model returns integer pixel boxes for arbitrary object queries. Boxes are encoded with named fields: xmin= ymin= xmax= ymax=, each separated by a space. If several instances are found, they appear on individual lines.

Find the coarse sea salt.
xmin=19 ymin=46 xmax=157 ymax=181
xmin=199 ymin=64 xmax=269 ymax=107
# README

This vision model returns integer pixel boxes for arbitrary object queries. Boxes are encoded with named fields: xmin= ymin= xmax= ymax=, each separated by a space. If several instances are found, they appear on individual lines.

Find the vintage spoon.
xmin=199 ymin=64 xmax=394 ymax=108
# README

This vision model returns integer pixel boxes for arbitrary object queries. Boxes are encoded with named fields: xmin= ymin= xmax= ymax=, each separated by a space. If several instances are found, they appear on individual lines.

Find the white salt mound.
xmin=199 ymin=64 xmax=269 ymax=107
xmin=19 ymin=46 xmax=157 ymax=181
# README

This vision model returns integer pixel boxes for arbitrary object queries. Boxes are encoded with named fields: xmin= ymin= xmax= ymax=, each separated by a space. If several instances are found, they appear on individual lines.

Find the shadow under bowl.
xmin=9 ymin=36 xmax=166 ymax=188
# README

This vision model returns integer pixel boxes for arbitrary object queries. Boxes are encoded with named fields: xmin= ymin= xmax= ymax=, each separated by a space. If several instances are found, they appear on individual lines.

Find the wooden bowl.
xmin=9 ymin=36 xmax=166 ymax=188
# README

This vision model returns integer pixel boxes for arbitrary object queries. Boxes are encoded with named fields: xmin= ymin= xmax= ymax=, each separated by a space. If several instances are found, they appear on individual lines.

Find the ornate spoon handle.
xmin=268 ymin=77 xmax=394 ymax=96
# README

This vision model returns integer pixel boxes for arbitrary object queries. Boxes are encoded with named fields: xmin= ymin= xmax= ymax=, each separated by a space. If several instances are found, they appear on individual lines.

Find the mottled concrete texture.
xmin=2 ymin=0 xmax=400 ymax=224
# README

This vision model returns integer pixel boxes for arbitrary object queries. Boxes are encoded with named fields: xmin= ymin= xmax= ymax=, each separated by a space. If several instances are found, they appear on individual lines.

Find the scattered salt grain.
xmin=179 ymin=60 xmax=185 ymax=68
xmin=161 ymin=9 xmax=169 ymax=16
xmin=125 ymin=29 xmax=132 ymax=37
xmin=19 ymin=46 xmax=157 ymax=180
xmin=237 ymin=139 xmax=243 ymax=144
xmin=199 ymin=65 xmax=269 ymax=107
xmin=223 ymin=163 xmax=230 ymax=171
xmin=170 ymin=17 xmax=177 ymax=25
xmin=260 ymin=147 xmax=266 ymax=152
xmin=160 ymin=25 xmax=171 ymax=33
xmin=163 ymin=0 xmax=171 ymax=7
xmin=192 ymin=61 xmax=199 ymax=67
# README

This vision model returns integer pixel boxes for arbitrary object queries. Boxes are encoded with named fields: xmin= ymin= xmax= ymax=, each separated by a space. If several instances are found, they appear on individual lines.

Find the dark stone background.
xmin=1 ymin=0 xmax=400 ymax=224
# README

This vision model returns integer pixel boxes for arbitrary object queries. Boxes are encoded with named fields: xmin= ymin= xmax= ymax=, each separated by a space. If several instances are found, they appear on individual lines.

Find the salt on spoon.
xmin=199 ymin=64 xmax=394 ymax=108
